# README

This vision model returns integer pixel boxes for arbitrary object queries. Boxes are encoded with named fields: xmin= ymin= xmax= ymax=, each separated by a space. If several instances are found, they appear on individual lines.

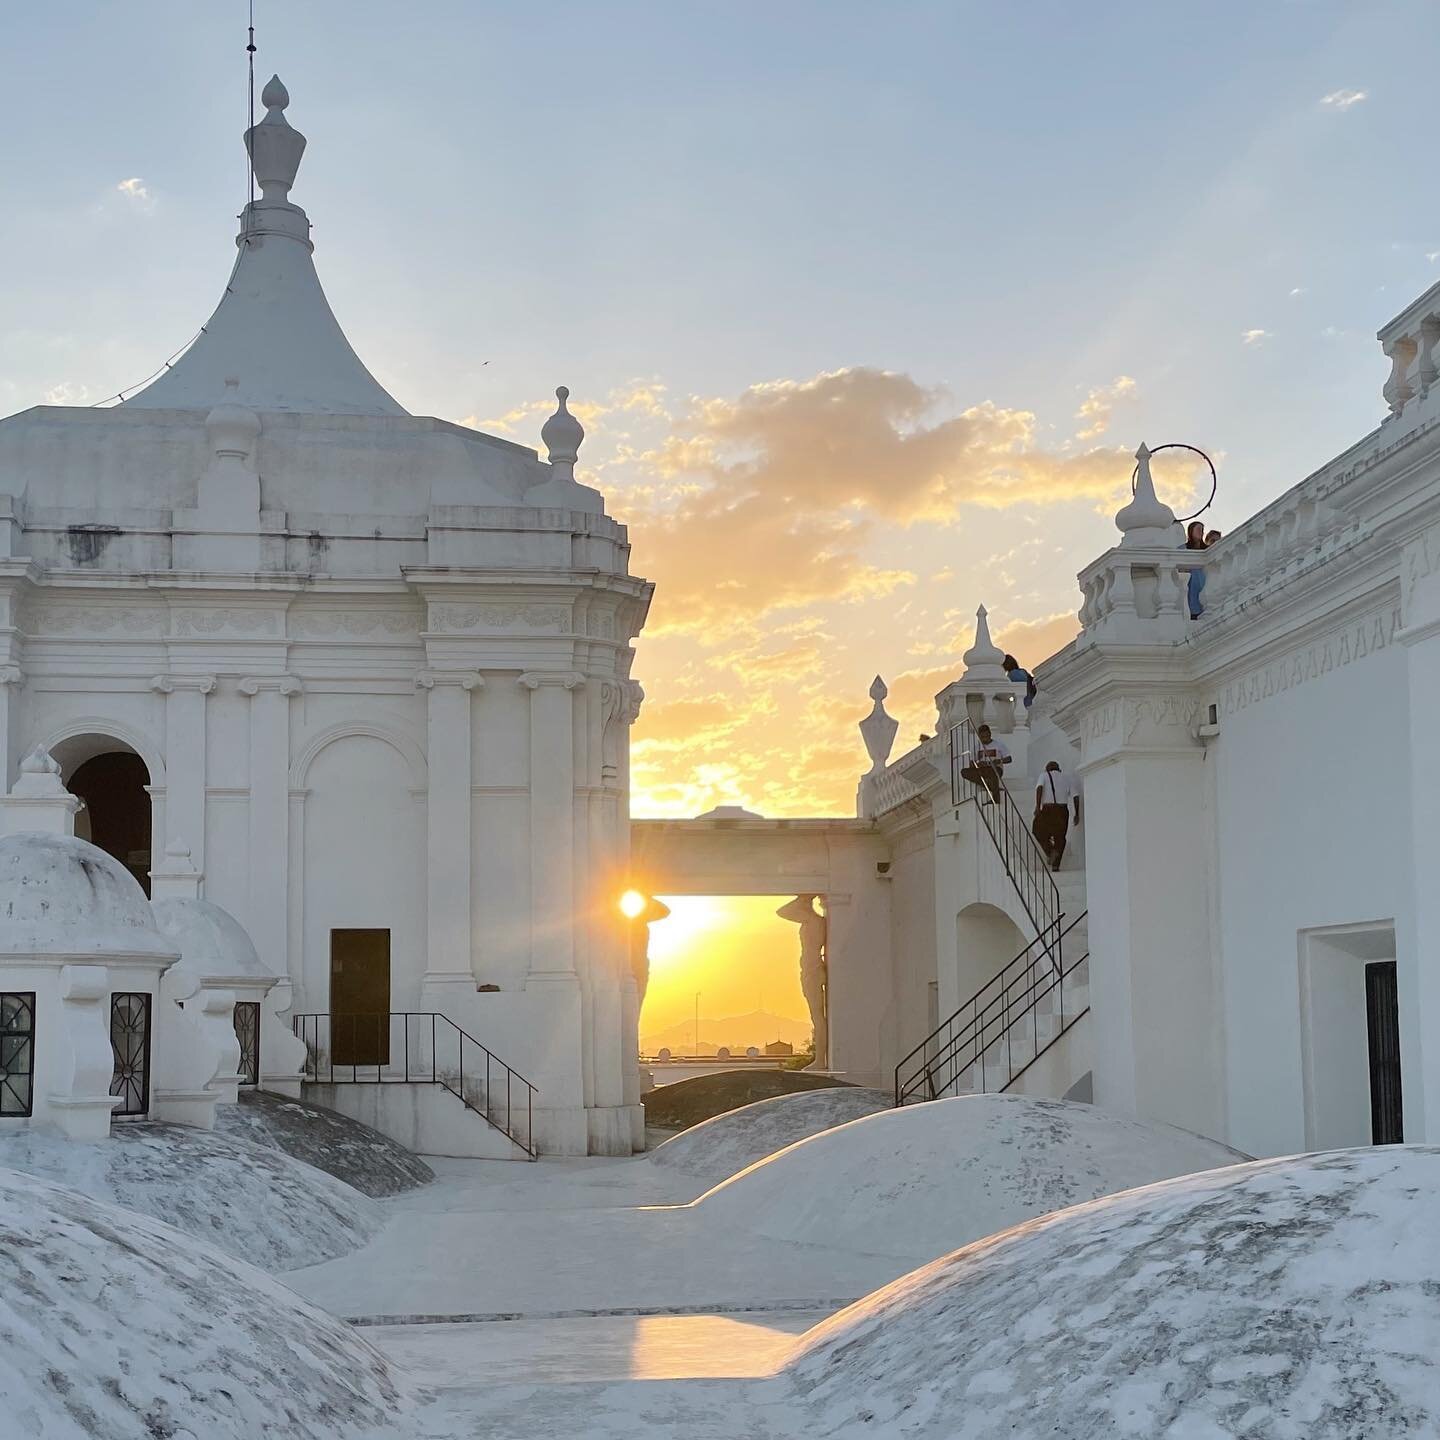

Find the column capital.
xmin=151 ymin=674 xmax=216 ymax=696
xmin=415 ymin=668 xmax=483 ymax=691
xmin=0 ymin=665 xmax=22 ymax=687
xmin=239 ymin=674 xmax=302 ymax=697
xmin=517 ymin=670 xmax=585 ymax=691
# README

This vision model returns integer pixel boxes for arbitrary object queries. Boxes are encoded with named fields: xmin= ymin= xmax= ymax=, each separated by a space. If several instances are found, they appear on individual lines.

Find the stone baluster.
xmin=49 ymin=965 xmax=121 ymax=1141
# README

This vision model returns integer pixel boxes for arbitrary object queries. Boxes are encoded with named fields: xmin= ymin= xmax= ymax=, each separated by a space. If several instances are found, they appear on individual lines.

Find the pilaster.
xmin=416 ymin=669 xmax=482 ymax=994
xmin=151 ymin=675 xmax=215 ymax=870
xmin=239 ymin=675 xmax=301 ymax=975
xmin=0 ymin=666 xmax=21 ymax=795
xmin=1055 ymin=654 xmax=1223 ymax=1141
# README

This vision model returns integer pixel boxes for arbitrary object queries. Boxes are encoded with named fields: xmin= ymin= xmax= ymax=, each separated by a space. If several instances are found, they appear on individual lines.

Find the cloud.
xmin=115 ymin=177 xmax=151 ymax=202
xmin=1289 ymin=287 xmax=1306 ymax=298
xmin=1319 ymin=88 xmax=1367 ymax=111
xmin=1073 ymin=375 xmax=1136 ymax=440
xmin=622 ymin=367 xmax=1143 ymax=637
xmin=1241 ymin=329 xmax=1272 ymax=346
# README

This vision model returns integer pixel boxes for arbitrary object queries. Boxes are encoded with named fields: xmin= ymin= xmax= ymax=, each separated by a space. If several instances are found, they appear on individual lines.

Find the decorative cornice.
xmin=239 ymin=675 xmax=303 ymax=697
xmin=289 ymin=609 xmax=420 ymax=638
xmin=415 ymin=669 xmax=483 ymax=691
xmin=517 ymin=671 xmax=585 ymax=691
xmin=151 ymin=675 xmax=216 ymax=696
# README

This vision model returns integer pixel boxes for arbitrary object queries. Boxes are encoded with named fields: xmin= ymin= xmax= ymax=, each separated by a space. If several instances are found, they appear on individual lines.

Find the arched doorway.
xmin=51 ymin=737 xmax=154 ymax=897
xmin=955 ymin=902 xmax=1030 ymax=1000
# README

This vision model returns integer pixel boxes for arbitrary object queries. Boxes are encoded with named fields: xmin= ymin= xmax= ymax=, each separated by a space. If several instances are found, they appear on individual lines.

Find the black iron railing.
xmin=949 ymin=717 xmax=1061 ymax=959
xmin=292 ymin=1011 xmax=538 ymax=1159
xmin=895 ymin=911 xmax=1088 ymax=1106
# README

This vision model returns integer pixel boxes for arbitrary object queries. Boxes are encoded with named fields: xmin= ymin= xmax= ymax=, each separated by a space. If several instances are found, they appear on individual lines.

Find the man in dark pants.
xmin=1033 ymin=760 xmax=1080 ymax=870
xmin=960 ymin=723 xmax=1011 ymax=803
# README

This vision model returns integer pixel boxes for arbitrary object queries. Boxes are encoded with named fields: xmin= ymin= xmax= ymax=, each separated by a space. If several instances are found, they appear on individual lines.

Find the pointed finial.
xmin=860 ymin=674 xmax=899 ymax=774
xmin=542 ymin=385 xmax=585 ymax=480
xmin=245 ymin=73 xmax=307 ymax=204
xmin=961 ymin=604 xmax=1006 ymax=676
xmin=1115 ymin=440 xmax=1177 ymax=544
xmin=18 ymin=744 xmax=61 ymax=779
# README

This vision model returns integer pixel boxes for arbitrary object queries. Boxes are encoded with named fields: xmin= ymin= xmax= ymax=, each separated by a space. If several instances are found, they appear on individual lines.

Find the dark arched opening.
xmin=67 ymin=751 xmax=152 ymax=897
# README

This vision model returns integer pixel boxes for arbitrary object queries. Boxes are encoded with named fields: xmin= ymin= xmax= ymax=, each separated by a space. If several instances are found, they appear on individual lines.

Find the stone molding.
xmin=151 ymin=675 xmax=217 ymax=695
xmin=517 ymin=671 xmax=585 ymax=691
xmin=414 ymin=669 xmax=484 ymax=691
xmin=1215 ymin=602 xmax=1402 ymax=717
xmin=238 ymin=675 xmax=303 ymax=697
xmin=0 ymin=665 xmax=22 ymax=687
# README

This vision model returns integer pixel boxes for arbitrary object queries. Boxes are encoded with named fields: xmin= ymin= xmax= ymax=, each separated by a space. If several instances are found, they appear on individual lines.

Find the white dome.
xmin=696 ymin=1093 xmax=1246 ymax=1263
xmin=151 ymin=896 xmax=272 ymax=981
xmin=649 ymin=1087 xmax=892 ymax=1183
xmin=0 ymin=1167 xmax=412 ymax=1437
xmin=786 ymin=1146 xmax=1440 ymax=1438
xmin=0 ymin=832 xmax=175 ymax=959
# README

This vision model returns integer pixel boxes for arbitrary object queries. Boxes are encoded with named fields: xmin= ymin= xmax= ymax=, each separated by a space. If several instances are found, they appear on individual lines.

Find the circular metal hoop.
xmin=1131 ymin=442 xmax=1217 ymax=524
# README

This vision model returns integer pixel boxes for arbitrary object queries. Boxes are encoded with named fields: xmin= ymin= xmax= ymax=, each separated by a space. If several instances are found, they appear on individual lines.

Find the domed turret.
xmin=151 ymin=897 xmax=272 ymax=983
xmin=0 ymin=832 xmax=175 ymax=959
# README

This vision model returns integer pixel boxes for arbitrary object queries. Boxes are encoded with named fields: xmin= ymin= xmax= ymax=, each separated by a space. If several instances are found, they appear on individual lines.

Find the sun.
xmin=618 ymin=889 xmax=647 ymax=919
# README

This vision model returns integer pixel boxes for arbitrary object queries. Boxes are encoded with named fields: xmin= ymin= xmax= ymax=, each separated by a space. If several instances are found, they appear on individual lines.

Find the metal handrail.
xmin=291 ymin=1011 xmax=538 ymax=1160
xmin=895 ymin=911 xmax=1087 ymax=1106
xmin=949 ymin=717 xmax=1061 ymax=960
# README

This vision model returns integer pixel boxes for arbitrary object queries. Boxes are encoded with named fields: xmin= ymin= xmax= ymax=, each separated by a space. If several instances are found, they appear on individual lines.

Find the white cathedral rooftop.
xmin=123 ymin=76 xmax=407 ymax=419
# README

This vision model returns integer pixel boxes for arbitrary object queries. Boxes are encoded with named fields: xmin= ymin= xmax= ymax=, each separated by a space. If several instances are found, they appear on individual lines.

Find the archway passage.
xmin=638 ymin=895 xmax=815 ymax=1063
xmin=65 ymin=750 xmax=153 ymax=896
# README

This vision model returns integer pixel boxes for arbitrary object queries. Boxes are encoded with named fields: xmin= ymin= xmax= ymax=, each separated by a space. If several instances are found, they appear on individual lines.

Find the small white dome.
xmin=0 ymin=832 xmax=175 ymax=959
xmin=150 ymin=897 xmax=273 ymax=982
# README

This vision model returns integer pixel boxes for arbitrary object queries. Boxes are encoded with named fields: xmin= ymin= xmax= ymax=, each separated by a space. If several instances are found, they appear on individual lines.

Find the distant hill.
xmin=642 ymin=1009 xmax=813 ymax=1056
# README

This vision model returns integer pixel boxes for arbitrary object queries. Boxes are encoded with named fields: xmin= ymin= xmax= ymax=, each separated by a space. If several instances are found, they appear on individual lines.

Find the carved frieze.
xmin=18 ymin=605 xmax=164 ymax=637
xmin=170 ymin=609 xmax=281 ymax=637
xmin=431 ymin=603 xmax=570 ymax=635
xmin=289 ymin=609 xmax=420 ymax=638
xmin=585 ymin=610 xmax=617 ymax=639
xmin=1217 ymin=604 xmax=1402 ymax=717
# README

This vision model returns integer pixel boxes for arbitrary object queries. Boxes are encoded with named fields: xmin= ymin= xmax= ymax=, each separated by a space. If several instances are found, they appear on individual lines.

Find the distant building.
xmin=765 ymin=1040 xmax=794 ymax=1057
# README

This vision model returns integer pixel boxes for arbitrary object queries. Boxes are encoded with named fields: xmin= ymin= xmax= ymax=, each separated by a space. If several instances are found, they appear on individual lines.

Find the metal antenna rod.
xmin=244 ymin=0 xmax=257 ymax=232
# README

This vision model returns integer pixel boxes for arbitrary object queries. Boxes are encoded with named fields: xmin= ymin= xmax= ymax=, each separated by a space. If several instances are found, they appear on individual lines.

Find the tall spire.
xmin=124 ymin=76 xmax=406 ymax=417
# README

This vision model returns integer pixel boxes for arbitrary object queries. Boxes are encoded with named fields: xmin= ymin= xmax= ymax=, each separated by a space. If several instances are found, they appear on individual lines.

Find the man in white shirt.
xmin=1033 ymin=760 xmax=1080 ymax=870
xmin=960 ymin=723 xmax=1011 ymax=803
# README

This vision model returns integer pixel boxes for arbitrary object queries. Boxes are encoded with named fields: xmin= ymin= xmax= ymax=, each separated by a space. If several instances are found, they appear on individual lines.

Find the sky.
xmin=3 ymin=2 xmax=1436 ymax=841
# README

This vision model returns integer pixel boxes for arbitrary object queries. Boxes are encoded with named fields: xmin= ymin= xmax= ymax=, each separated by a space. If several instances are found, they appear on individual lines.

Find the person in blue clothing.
xmin=1002 ymin=654 xmax=1036 ymax=709
xmin=1183 ymin=521 xmax=1208 ymax=619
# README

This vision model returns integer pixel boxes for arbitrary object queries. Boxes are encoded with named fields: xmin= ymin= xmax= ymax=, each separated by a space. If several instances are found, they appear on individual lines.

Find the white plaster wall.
xmin=297 ymin=735 xmax=426 ymax=1015
xmin=1212 ymin=637 xmax=1411 ymax=1157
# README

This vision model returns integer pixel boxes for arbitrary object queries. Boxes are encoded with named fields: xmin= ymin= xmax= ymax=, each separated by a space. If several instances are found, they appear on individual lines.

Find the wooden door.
xmin=1365 ymin=960 xmax=1403 ymax=1145
xmin=330 ymin=929 xmax=391 ymax=1068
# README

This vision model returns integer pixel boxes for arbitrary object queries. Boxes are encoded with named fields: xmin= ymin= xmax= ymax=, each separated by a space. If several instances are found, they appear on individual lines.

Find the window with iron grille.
xmin=0 ymin=992 xmax=36 ymax=1117
xmin=234 ymin=1001 xmax=260 ymax=1086
xmin=109 ymin=992 xmax=152 ymax=1117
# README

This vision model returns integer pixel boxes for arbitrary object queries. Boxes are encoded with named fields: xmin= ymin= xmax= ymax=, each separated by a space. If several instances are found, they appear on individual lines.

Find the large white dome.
xmin=786 ymin=1146 xmax=1440 ymax=1438
xmin=0 ymin=832 xmax=175 ymax=959
xmin=696 ymin=1093 xmax=1247 ymax=1263
xmin=0 ymin=1168 xmax=412 ymax=1439
xmin=151 ymin=896 xmax=272 ymax=981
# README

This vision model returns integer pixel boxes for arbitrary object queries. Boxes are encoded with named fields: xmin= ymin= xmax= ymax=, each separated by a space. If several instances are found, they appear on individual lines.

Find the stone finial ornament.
xmin=859 ymin=675 xmax=900 ymax=774
xmin=205 ymin=379 xmax=261 ymax=461
xmin=1115 ymin=442 xmax=1177 ymax=545
xmin=245 ymin=74 xmax=307 ymax=203
xmin=13 ymin=744 xmax=64 ymax=795
xmin=542 ymin=386 xmax=585 ymax=481
xmin=961 ymin=604 xmax=1007 ymax=679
